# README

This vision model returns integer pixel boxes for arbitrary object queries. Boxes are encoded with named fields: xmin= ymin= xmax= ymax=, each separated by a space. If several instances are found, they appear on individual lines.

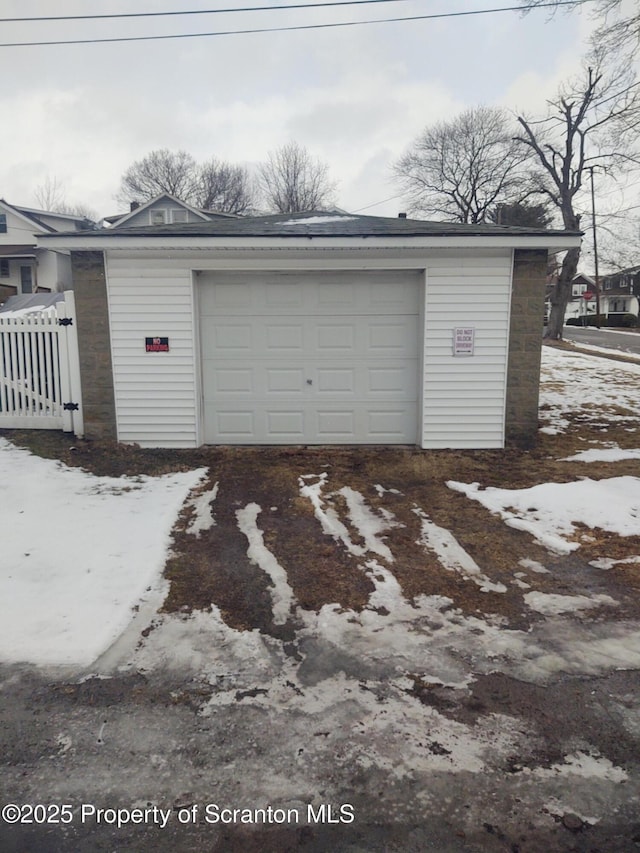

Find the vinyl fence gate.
xmin=0 ymin=292 xmax=84 ymax=435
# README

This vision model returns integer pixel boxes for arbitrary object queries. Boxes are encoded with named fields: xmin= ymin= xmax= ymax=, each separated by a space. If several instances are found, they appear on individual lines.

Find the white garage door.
xmin=199 ymin=270 xmax=421 ymax=444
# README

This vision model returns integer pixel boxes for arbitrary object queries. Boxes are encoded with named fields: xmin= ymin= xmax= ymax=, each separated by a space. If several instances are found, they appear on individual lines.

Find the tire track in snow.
xmin=236 ymin=502 xmax=296 ymax=625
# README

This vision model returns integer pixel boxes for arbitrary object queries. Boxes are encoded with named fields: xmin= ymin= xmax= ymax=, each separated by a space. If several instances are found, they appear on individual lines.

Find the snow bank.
xmin=448 ymin=476 xmax=640 ymax=554
xmin=0 ymin=438 xmax=206 ymax=666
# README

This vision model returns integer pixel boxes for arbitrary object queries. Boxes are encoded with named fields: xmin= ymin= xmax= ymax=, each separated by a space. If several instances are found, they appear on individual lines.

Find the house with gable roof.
xmin=0 ymin=199 xmax=94 ymax=301
xmin=103 ymin=193 xmax=237 ymax=230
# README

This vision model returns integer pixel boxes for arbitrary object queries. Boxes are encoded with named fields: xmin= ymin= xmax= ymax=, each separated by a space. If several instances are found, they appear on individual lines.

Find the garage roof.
xmin=43 ymin=210 xmax=580 ymax=239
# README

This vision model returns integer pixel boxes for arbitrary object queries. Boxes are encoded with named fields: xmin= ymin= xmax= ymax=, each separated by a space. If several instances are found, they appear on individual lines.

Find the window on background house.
xmin=150 ymin=210 xmax=167 ymax=226
xmin=171 ymin=209 xmax=188 ymax=223
xmin=0 ymin=214 xmax=6 ymax=233
xmin=0 ymin=259 xmax=9 ymax=276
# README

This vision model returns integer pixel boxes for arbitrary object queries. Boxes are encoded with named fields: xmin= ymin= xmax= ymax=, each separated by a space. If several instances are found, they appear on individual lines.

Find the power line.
xmin=352 ymin=193 xmax=404 ymax=212
xmin=0 ymin=0 xmax=599 ymax=48
xmin=0 ymin=0 xmax=413 ymax=24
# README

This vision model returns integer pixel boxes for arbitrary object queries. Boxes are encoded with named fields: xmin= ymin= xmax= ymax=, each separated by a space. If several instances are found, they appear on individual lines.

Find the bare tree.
xmin=521 ymin=0 xmax=639 ymax=52
xmin=394 ymin=107 xmax=533 ymax=223
xmin=194 ymin=159 xmax=256 ymax=214
xmin=34 ymin=175 xmax=66 ymax=211
xmin=598 ymin=209 xmax=640 ymax=270
xmin=117 ymin=149 xmax=198 ymax=206
xmin=34 ymin=175 xmax=97 ymax=221
xmin=258 ymin=142 xmax=337 ymax=213
xmin=516 ymin=57 xmax=640 ymax=339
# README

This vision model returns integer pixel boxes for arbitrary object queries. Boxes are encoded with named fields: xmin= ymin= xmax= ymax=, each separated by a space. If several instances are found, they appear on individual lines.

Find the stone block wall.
xmin=505 ymin=249 xmax=548 ymax=446
xmin=69 ymin=251 xmax=117 ymax=440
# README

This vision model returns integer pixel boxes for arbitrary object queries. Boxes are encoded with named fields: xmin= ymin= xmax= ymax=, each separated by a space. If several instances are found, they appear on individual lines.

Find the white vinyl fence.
xmin=0 ymin=292 xmax=83 ymax=435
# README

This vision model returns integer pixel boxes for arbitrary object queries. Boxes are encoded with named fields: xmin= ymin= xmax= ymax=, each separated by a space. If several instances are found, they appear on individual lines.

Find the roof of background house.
xmin=42 ymin=210 xmax=583 ymax=240
xmin=603 ymin=265 xmax=640 ymax=277
xmin=103 ymin=193 xmax=238 ymax=226
xmin=0 ymin=245 xmax=37 ymax=256
xmin=0 ymin=199 xmax=95 ymax=233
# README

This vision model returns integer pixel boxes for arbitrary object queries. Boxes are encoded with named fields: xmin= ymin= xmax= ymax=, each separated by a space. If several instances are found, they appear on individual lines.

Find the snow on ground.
xmin=448 ymin=477 xmax=640 ymax=554
xmin=561 ymin=447 xmax=640 ymax=463
xmin=0 ymin=438 xmax=206 ymax=666
xmin=298 ymin=473 xmax=396 ymax=560
xmin=523 ymin=591 xmax=618 ymax=616
xmin=413 ymin=506 xmax=507 ymax=593
xmin=2 ymin=343 xmax=640 ymax=693
xmin=590 ymin=556 xmax=640 ymax=570
xmin=519 ymin=751 xmax=629 ymax=783
xmin=539 ymin=345 xmax=640 ymax=435
xmin=184 ymin=481 xmax=218 ymax=537
xmin=236 ymin=502 xmax=297 ymax=624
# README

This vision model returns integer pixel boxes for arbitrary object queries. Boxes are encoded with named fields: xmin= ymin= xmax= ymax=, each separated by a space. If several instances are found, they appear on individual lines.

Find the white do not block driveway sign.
xmin=453 ymin=327 xmax=475 ymax=356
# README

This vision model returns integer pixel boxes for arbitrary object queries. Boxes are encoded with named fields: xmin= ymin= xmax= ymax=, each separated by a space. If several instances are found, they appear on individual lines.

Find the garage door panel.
xmin=266 ymin=323 xmax=305 ymax=353
xmin=201 ymin=323 xmax=253 ymax=358
xmin=266 ymin=368 xmax=305 ymax=393
xmin=199 ymin=271 xmax=421 ymax=444
xmin=368 ymin=365 xmax=415 ymax=393
xmin=316 ymin=368 xmax=355 ymax=393
xmin=368 ymin=407 xmax=417 ymax=438
xmin=369 ymin=279 xmax=418 ymax=311
xmin=368 ymin=320 xmax=418 ymax=355
xmin=265 ymin=282 xmax=305 ymax=309
xmin=316 ymin=323 xmax=356 ymax=353
xmin=214 ymin=368 xmax=253 ymax=393
xmin=213 ymin=410 xmax=255 ymax=437
xmin=201 ymin=282 xmax=252 ymax=311
xmin=316 ymin=410 xmax=355 ymax=438
xmin=267 ymin=411 xmax=305 ymax=436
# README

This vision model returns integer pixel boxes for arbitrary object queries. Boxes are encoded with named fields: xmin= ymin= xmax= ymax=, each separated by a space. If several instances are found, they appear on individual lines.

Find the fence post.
xmin=62 ymin=291 xmax=84 ymax=438
xmin=56 ymin=300 xmax=73 ymax=433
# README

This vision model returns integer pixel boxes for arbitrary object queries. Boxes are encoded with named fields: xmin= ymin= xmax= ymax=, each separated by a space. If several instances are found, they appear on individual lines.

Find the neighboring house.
xmin=0 ymin=200 xmax=94 ymax=301
xmin=566 ymin=272 xmax=597 ymax=322
xmin=41 ymin=211 xmax=580 ymax=450
xmin=600 ymin=265 xmax=640 ymax=323
xmin=545 ymin=267 xmax=640 ymax=326
xmin=544 ymin=272 xmax=597 ymax=323
xmin=103 ymin=193 xmax=237 ymax=229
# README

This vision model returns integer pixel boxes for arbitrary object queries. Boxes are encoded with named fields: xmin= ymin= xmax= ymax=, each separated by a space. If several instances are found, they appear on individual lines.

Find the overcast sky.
xmin=0 ymin=0 xmax=604 ymax=219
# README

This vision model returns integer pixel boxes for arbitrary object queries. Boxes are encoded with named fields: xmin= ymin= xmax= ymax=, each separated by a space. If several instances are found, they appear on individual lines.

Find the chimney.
xmin=398 ymin=212 xmax=407 ymax=219
xmin=130 ymin=201 xmax=140 ymax=212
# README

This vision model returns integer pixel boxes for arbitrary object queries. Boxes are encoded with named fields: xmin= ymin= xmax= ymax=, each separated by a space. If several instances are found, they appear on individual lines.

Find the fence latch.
xmin=63 ymin=402 xmax=79 ymax=411
xmin=58 ymin=317 xmax=74 ymax=326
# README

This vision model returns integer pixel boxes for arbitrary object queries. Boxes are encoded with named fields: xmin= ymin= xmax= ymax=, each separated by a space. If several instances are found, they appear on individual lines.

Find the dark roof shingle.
xmin=48 ymin=210 xmax=582 ymax=240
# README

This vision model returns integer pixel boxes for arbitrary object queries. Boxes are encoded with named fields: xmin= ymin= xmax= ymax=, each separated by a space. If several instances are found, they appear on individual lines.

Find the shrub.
xmin=566 ymin=315 xmax=603 ymax=327
xmin=618 ymin=312 xmax=639 ymax=328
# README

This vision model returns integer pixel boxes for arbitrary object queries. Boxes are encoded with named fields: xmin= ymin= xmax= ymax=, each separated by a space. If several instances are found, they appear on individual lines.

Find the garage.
xmin=42 ymin=209 xmax=582 ymax=449
xmin=198 ymin=269 xmax=421 ymax=444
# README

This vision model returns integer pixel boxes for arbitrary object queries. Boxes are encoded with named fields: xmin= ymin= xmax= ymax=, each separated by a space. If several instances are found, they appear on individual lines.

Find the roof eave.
xmin=39 ymin=233 xmax=582 ymax=252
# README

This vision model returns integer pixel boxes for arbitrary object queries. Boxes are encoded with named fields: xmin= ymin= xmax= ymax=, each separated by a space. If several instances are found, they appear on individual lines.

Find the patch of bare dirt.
xmin=4 ymin=427 xmax=640 ymax=635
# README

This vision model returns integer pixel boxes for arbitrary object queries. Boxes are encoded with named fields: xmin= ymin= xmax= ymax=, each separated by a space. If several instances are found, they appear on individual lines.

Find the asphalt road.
xmin=560 ymin=325 xmax=640 ymax=356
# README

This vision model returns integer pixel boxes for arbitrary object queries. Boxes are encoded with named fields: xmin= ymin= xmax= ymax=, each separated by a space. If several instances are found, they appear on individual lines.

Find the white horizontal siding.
xmin=101 ymin=248 xmax=515 ymax=449
xmin=422 ymin=253 xmax=513 ymax=449
xmin=105 ymin=253 xmax=198 ymax=447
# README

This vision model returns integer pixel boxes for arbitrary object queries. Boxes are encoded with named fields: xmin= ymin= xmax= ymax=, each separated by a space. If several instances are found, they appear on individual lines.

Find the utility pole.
xmin=589 ymin=166 xmax=602 ymax=328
